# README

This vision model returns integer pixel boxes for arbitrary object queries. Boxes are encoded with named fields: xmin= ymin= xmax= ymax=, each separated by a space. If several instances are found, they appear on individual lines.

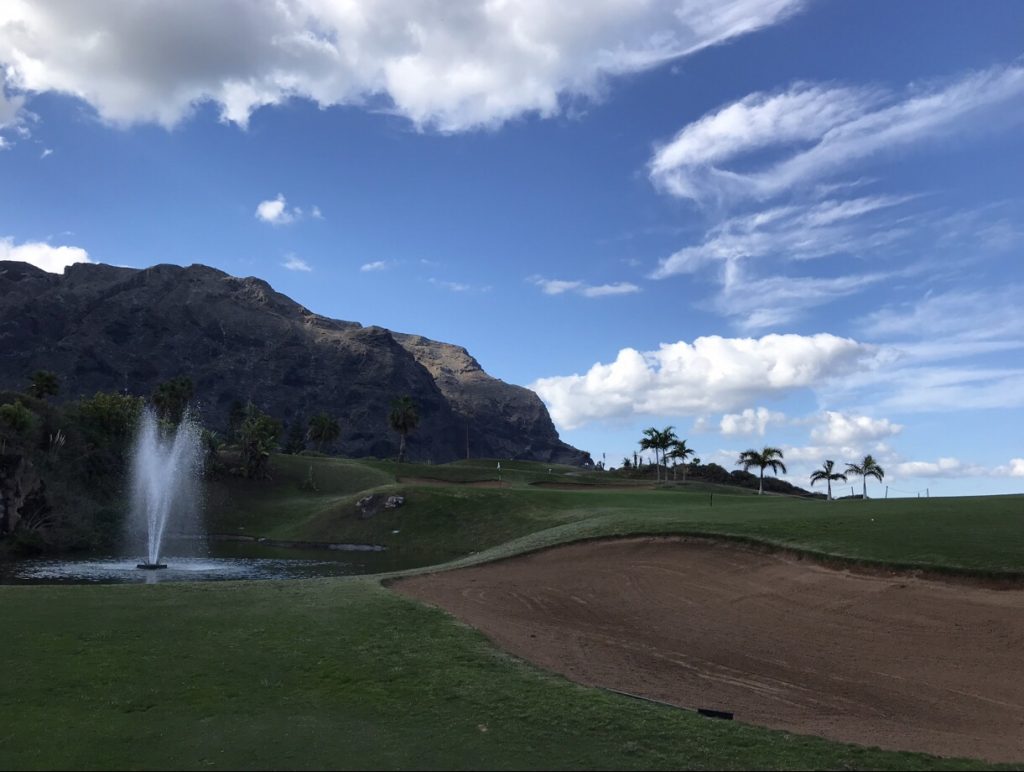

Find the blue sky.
xmin=1 ymin=0 xmax=1022 ymax=496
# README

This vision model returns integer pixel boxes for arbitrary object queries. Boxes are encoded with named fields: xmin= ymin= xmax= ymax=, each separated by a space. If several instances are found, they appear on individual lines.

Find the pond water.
xmin=0 ymin=539 xmax=435 ymax=585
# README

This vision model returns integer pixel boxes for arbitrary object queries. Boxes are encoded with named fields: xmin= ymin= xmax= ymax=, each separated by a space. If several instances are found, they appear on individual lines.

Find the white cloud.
xmin=1007 ymin=459 xmax=1024 ymax=478
xmin=860 ymin=287 xmax=1024 ymax=342
xmin=39 ymin=147 xmax=52 ymax=158
xmin=897 ymin=457 xmax=1024 ymax=479
xmin=582 ymin=282 xmax=641 ymax=298
xmin=719 ymin=406 xmax=785 ymax=436
xmin=649 ymin=62 xmax=1024 ymax=203
xmin=282 ymin=254 xmax=311 ymax=272
xmin=895 ymin=458 xmax=981 ymax=478
xmin=652 ymin=195 xmax=912 ymax=278
xmin=360 ymin=260 xmax=391 ymax=272
xmin=649 ymin=195 xmax=922 ymax=329
xmin=531 ymin=276 xmax=640 ymax=298
xmin=0 ymin=237 xmax=91 ymax=272
xmin=311 ymin=205 xmax=323 ymax=219
xmin=0 ymin=0 xmax=803 ymax=132
xmin=256 ymin=194 xmax=298 ymax=225
xmin=429 ymin=277 xmax=490 ymax=293
xmin=531 ymin=333 xmax=876 ymax=430
xmin=716 ymin=260 xmax=896 ymax=331
xmin=0 ymin=86 xmax=30 ymax=143
xmin=810 ymin=411 xmax=902 ymax=445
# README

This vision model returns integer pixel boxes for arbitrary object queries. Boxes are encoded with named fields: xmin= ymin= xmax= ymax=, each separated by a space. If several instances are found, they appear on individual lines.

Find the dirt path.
xmin=394 ymin=537 xmax=1024 ymax=763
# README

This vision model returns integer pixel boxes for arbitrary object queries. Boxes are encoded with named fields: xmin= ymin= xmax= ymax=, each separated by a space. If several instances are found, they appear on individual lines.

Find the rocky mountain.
xmin=0 ymin=260 xmax=589 ymax=465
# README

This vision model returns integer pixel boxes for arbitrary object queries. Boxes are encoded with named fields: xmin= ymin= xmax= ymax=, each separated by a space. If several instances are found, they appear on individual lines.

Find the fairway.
xmin=3 ymin=457 xmax=1023 ymax=770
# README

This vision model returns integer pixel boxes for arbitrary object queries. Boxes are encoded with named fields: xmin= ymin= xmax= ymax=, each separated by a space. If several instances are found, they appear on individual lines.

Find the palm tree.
xmin=27 ymin=370 xmax=59 ymax=400
xmin=809 ymin=459 xmax=847 ymax=501
xmin=737 ymin=446 xmax=787 ymax=495
xmin=389 ymin=396 xmax=419 ymax=463
xmin=845 ymin=454 xmax=885 ymax=499
xmin=640 ymin=426 xmax=677 ymax=483
xmin=667 ymin=439 xmax=695 ymax=482
xmin=306 ymin=412 xmax=340 ymax=453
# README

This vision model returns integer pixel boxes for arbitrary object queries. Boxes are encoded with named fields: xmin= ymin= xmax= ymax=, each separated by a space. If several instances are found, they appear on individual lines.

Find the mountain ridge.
xmin=0 ymin=260 xmax=590 ymax=465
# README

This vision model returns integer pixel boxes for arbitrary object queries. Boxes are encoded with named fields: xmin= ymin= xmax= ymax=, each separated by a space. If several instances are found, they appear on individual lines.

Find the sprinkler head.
xmin=136 ymin=563 xmax=168 ymax=570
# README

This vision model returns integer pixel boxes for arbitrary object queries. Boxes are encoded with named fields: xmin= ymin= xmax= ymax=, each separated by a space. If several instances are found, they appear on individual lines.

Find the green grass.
xmin=4 ymin=454 xmax=1022 ymax=769
xmin=206 ymin=457 xmax=1024 ymax=576
xmin=0 ymin=578 xmax=1004 ymax=770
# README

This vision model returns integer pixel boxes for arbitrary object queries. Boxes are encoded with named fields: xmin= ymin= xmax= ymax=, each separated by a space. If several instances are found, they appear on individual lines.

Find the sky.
xmin=1 ymin=0 xmax=1022 ymax=497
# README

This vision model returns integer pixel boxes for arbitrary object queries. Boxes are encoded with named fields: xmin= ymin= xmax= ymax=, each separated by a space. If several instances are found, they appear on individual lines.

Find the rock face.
xmin=0 ymin=261 xmax=589 ymax=465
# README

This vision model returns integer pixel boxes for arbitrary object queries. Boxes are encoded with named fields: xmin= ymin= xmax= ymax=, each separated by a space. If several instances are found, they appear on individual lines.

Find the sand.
xmin=394 ymin=537 xmax=1024 ymax=762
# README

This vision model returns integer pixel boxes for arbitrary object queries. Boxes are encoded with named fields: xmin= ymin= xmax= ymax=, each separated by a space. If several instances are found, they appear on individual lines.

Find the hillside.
xmin=0 ymin=260 xmax=588 ymax=465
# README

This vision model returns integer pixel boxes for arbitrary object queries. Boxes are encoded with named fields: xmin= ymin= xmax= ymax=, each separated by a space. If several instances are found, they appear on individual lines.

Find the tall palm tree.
xmin=737 ymin=446 xmax=787 ymax=495
xmin=306 ymin=412 xmax=340 ymax=453
xmin=27 ymin=370 xmax=59 ymax=401
xmin=845 ymin=454 xmax=885 ymax=499
xmin=389 ymin=396 xmax=420 ymax=463
xmin=640 ymin=426 xmax=677 ymax=483
xmin=809 ymin=459 xmax=847 ymax=501
xmin=667 ymin=439 xmax=695 ymax=482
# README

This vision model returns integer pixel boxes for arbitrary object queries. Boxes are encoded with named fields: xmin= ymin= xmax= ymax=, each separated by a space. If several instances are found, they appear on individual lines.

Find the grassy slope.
xmin=0 ymin=579 xmax=1000 ymax=771
xmin=4 ymin=455 xmax=1022 ymax=770
xmin=206 ymin=456 xmax=1024 ymax=575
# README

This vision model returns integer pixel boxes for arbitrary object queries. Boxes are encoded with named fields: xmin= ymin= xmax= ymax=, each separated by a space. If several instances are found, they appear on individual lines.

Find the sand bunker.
xmin=394 ymin=537 xmax=1024 ymax=763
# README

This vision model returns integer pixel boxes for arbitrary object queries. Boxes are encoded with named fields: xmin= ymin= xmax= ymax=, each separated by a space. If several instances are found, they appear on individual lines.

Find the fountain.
xmin=2 ymin=406 xmax=398 ymax=585
xmin=128 ymin=407 xmax=204 ymax=569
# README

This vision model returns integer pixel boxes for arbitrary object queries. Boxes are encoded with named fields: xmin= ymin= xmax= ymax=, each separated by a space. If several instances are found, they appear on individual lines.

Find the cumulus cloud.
xmin=360 ymin=260 xmax=391 ymax=272
xmin=531 ymin=333 xmax=875 ymax=430
xmin=810 ymin=411 xmax=902 ymax=445
xmin=282 ymin=254 xmax=311 ymax=272
xmin=1006 ymin=459 xmax=1024 ymax=478
xmin=531 ymin=276 xmax=640 ymax=298
xmin=255 ymin=194 xmax=302 ymax=225
xmin=649 ymin=62 xmax=1024 ymax=203
xmin=719 ymin=406 xmax=785 ymax=436
xmin=0 ymin=237 xmax=91 ymax=272
xmin=0 ymin=0 xmax=803 ymax=132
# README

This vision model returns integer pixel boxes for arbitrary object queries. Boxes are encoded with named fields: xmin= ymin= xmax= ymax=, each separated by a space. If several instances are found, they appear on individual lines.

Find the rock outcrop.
xmin=0 ymin=261 xmax=589 ymax=465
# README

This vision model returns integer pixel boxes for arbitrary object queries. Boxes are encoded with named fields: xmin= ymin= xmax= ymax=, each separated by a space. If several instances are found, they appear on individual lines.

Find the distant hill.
xmin=0 ymin=261 xmax=590 ymax=465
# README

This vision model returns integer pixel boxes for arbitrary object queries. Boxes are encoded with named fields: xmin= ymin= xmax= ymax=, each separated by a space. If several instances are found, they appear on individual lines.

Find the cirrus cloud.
xmin=649 ymin=62 xmax=1024 ymax=203
xmin=531 ymin=275 xmax=640 ymax=298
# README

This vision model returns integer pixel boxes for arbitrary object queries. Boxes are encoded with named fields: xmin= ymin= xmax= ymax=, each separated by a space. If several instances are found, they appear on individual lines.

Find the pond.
xmin=0 ymin=538 xmax=436 ymax=585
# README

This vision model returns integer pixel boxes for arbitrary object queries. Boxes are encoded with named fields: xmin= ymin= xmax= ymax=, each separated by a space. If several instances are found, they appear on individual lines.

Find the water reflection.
xmin=1 ymin=540 xmax=434 ymax=585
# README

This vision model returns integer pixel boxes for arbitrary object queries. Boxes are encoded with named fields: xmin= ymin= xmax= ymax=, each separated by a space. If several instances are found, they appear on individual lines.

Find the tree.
xmin=388 ymin=396 xmax=419 ymax=463
xmin=667 ymin=439 xmax=695 ymax=482
xmin=152 ymin=376 xmax=194 ymax=425
xmin=306 ymin=413 xmax=340 ymax=454
xmin=737 ymin=446 xmax=787 ymax=495
xmin=845 ymin=454 xmax=885 ymax=499
xmin=809 ymin=459 xmax=847 ymax=501
xmin=640 ymin=426 xmax=678 ymax=483
xmin=237 ymin=403 xmax=281 ymax=479
xmin=27 ymin=371 xmax=59 ymax=401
